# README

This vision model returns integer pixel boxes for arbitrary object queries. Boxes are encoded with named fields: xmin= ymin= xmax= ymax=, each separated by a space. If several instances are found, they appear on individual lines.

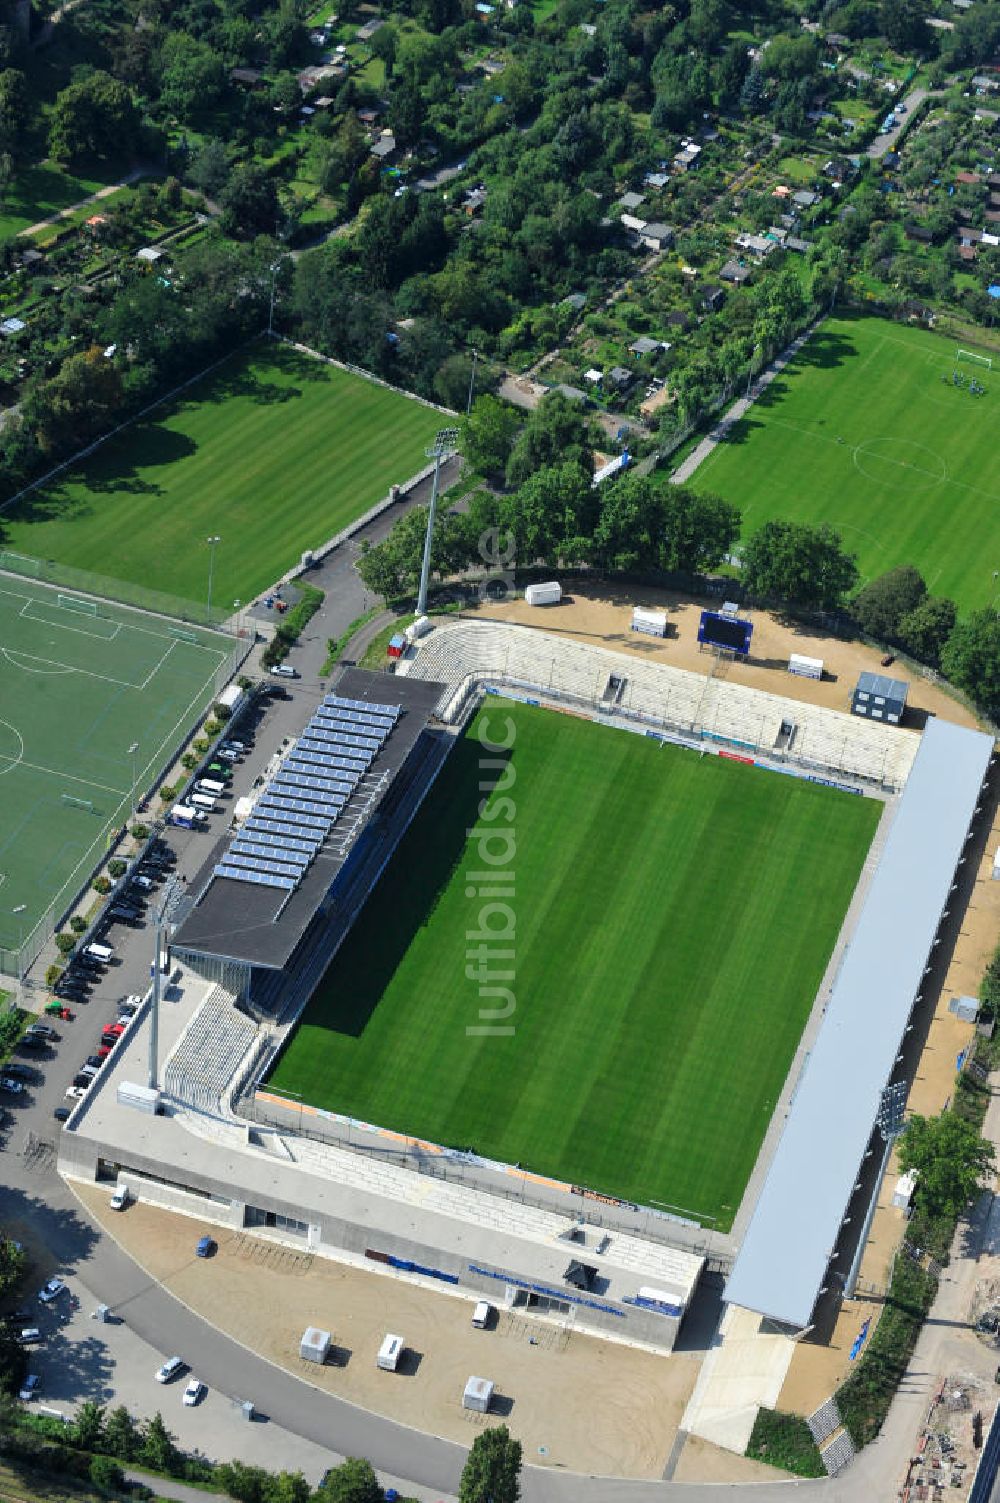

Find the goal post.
xmin=957 ymin=349 xmax=993 ymax=371
xmin=57 ymin=594 xmax=98 ymax=617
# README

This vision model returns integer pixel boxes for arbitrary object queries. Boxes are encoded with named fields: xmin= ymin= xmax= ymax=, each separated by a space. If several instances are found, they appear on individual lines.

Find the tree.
xmin=660 ymin=485 xmax=740 ymax=575
xmin=220 ymin=164 xmax=280 ymax=239
xmin=592 ymin=473 xmax=665 ymax=573
xmin=214 ymin=1462 xmax=270 ymax=1503
xmin=74 ymin=1400 xmax=106 ymax=1452
xmin=263 ymin=1473 xmax=311 ymax=1503
xmin=899 ymin=596 xmax=956 ymax=669
xmin=0 ymin=1324 xmax=25 ymax=1396
xmin=49 ymin=72 xmax=139 ymax=162
xmin=941 ymin=609 xmax=1000 ymax=720
xmin=270 ymin=71 xmax=301 ymax=114
xmin=0 ymin=69 xmax=29 ymax=161
xmin=139 ymin=1412 xmax=178 ymax=1474
xmin=313 ymin=1458 xmax=381 ymax=1503
xmin=740 ymin=521 xmax=858 ymax=610
xmin=102 ymin=1406 xmax=139 ymax=1462
xmin=851 ymin=565 xmax=926 ymax=642
xmin=500 ymin=461 xmax=593 ymax=565
xmin=370 ymin=23 xmax=397 ymax=81
xmin=898 ymin=1111 xmax=995 ymax=1221
xmin=159 ymin=34 xmax=229 ymax=124
xmin=30 ymin=348 xmax=123 ymax=457
xmin=506 ymin=392 xmax=590 ymax=488
xmin=461 ymin=396 xmax=520 ymax=479
xmin=188 ymin=138 xmax=230 ymax=198
xmin=459 ymin=1425 xmax=522 ymax=1503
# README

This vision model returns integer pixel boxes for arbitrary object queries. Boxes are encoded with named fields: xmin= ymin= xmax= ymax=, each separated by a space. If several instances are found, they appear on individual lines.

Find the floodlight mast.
xmin=843 ymin=1079 xmax=908 ymax=1300
xmin=415 ymin=429 xmax=459 ymax=618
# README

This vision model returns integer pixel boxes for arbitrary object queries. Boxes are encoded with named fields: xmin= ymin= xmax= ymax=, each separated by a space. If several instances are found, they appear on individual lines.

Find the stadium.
xmin=58 ymin=613 xmax=994 ymax=1387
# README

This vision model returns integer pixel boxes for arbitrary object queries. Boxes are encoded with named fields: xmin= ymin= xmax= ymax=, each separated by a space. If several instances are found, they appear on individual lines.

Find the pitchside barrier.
xmin=0 ymin=552 xmax=235 ymax=632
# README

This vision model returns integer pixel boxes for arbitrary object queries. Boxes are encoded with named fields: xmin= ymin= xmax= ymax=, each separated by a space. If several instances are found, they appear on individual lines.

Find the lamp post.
xmin=11 ymin=904 xmax=25 ymax=991
xmin=465 ymin=349 xmax=479 ymax=416
xmin=127 ymin=742 xmax=139 ymax=824
xmin=206 ymin=535 xmax=221 ymax=623
xmin=416 ymin=429 xmax=459 ymax=617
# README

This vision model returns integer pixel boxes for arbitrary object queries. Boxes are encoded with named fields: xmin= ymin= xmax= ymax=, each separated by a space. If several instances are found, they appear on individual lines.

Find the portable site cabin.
xmin=299 ymin=1327 xmax=331 ymax=1364
xmin=851 ymin=671 xmax=908 ymax=725
xmin=216 ymin=683 xmax=245 ymax=718
xmin=463 ymin=1376 xmax=494 ymax=1413
xmin=631 ymin=606 xmax=667 ymax=638
xmin=788 ymin=653 xmax=823 ymax=680
xmin=525 ymin=581 xmax=562 ymax=606
xmin=377 ymin=1334 xmax=404 ymax=1371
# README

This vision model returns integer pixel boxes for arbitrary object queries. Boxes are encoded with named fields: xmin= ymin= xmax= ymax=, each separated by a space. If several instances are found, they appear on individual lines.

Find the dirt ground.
xmin=73 ymin=1185 xmax=698 ymax=1480
xmin=471 ymin=583 xmax=979 ymax=731
xmin=670 ymin=1433 xmax=794 ymax=1485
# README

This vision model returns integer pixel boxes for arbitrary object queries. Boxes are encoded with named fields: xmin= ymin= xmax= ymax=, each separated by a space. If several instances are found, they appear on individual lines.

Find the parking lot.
xmin=73 ymin=1186 xmax=700 ymax=1481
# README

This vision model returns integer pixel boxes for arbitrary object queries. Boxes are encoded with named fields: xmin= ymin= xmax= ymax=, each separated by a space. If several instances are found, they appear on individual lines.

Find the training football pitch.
xmin=0 ymin=575 xmax=231 ymax=957
xmin=1 ymin=341 xmax=442 ymax=611
xmin=269 ymin=702 xmax=880 ymax=1227
xmin=691 ymin=315 xmax=1000 ymax=611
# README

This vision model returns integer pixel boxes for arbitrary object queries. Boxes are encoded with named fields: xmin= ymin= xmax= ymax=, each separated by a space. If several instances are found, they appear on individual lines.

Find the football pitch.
xmin=0 ymin=341 xmax=442 ymax=610
xmin=691 ymin=315 xmax=1000 ymax=612
xmin=269 ymin=702 xmax=881 ymax=1227
xmin=0 ymin=575 xmax=231 ymax=957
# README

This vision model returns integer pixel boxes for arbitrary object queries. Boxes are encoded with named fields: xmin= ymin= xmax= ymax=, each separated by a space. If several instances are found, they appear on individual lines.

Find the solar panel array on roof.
xmin=212 ymin=695 xmax=401 ymax=895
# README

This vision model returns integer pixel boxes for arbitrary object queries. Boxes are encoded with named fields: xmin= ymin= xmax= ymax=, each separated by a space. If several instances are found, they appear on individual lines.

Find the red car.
xmin=96 ymin=1045 xmax=112 ymax=1060
xmin=102 ymin=1023 xmax=125 ymax=1037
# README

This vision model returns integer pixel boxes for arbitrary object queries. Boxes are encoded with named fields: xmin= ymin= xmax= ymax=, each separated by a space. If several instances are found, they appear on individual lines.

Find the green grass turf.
xmin=689 ymin=313 xmax=1000 ymax=612
xmin=269 ymin=702 xmax=880 ymax=1227
xmin=1 ymin=341 xmax=442 ymax=609
xmin=0 ymin=575 xmax=230 ymax=954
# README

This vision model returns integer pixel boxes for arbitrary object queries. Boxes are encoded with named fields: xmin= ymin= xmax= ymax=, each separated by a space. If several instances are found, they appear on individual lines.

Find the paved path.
xmin=867 ymin=86 xmax=932 ymax=160
xmin=670 ymin=322 xmax=819 ymax=485
xmin=20 ymin=168 xmax=149 ymax=238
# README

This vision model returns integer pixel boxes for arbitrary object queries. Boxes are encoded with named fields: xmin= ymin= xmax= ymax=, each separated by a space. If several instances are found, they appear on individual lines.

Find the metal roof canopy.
xmin=725 ymin=717 xmax=993 ymax=1329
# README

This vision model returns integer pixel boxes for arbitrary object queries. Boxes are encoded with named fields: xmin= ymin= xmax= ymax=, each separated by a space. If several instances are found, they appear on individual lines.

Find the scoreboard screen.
xmin=698 ymin=610 xmax=753 ymax=655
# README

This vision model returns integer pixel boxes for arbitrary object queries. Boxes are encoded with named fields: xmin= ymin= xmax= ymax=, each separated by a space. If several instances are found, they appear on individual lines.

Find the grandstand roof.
xmin=725 ymin=716 xmax=994 ymax=1329
xmin=171 ymin=670 xmax=444 ymax=970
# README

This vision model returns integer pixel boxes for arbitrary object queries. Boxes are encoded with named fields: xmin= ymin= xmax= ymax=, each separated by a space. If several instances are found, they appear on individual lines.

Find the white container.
xmin=299 ymin=1327 xmax=331 ymax=1364
xmin=525 ymin=581 xmax=562 ymax=607
xmin=631 ymin=607 xmax=667 ymax=638
xmin=116 ymin=1081 xmax=161 ymax=1114
xmin=463 ymin=1376 xmax=494 ymax=1413
xmin=788 ymin=653 xmax=824 ymax=680
xmin=377 ymin=1333 xmax=404 ymax=1371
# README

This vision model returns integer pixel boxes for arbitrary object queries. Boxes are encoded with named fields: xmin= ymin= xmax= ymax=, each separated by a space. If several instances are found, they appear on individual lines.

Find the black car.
xmin=108 ymin=907 xmax=143 ymax=926
xmin=54 ymin=984 xmax=89 ymax=1002
xmin=53 ymin=1107 xmax=71 ymax=1123
xmin=18 ymin=1037 xmax=45 ymax=1052
xmin=74 ymin=956 xmax=103 ymax=973
xmin=3 ymin=1063 xmax=33 ymax=1080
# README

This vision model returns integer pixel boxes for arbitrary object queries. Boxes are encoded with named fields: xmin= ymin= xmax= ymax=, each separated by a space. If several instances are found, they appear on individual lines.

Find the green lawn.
xmin=0 ymin=576 xmax=230 ymax=958
xmin=269 ymin=702 xmax=880 ymax=1226
xmin=1 ymin=341 xmax=443 ymax=611
xmin=690 ymin=314 xmax=1000 ymax=611
xmin=0 ymin=161 xmax=117 ymax=238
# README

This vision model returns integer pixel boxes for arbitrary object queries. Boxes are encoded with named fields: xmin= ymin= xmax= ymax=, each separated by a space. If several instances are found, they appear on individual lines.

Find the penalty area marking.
xmin=18 ymin=597 xmax=122 ymax=642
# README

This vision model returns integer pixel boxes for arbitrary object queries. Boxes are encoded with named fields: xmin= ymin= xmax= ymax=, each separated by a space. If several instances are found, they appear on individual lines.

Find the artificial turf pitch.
xmin=269 ymin=702 xmax=881 ymax=1227
xmin=1 ymin=340 xmax=442 ymax=609
xmin=690 ymin=314 xmax=1000 ymax=612
xmin=0 ymin=576 xmax=229 ymax=954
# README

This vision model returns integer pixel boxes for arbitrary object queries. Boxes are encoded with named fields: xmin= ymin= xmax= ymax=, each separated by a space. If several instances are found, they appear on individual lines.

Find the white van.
xmin=377 ymin=1334 xmax=404 ymax=1372
xmin=269 ymin=664 xmax=299 ymax=679
xmin=190 ymin=793 xmax=216 ymax=812
xmin=84 ymin=943 xmax=114 ymax=965
xmin=472 ymin=1301 xmax=492 ymax=1329
xmin=195 ymin=779 xmax=226 ymax=797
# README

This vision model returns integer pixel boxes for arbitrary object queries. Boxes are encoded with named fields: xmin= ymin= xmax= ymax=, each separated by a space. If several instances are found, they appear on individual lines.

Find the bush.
xmin=158 ymin=785 xmax=176 ymax=803
xmin=130 ymin=823 xmax=150 ymax=840
xmin=108 ymin=860 xmax=126 ymax=879
xmin=56 ymin=933 xmax=76 ymax=954
xmin=181 ymin=753 xmax=197 ymax=771
xmin=836 ymin=1255 xmax=936 ymax=1447
xmin=204 ymin=718 xmax=222 ymax=737
xmin=90 ymin=1455 xmax=125 ymax=1493
xmin=45 ymin=964 xmax=63 ymax=987
xmin=193 ymin=739 xmax=209 ymax=755
xmin=69 ymin=915 xmax=87 ymax=934
xmin=92 ymin=876 xmax=111 ymax=895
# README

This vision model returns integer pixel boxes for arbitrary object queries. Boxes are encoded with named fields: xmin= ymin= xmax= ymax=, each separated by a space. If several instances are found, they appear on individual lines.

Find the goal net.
xmin=57 ymin=594 xmax=98 ymax=617
xmin=957 ymin=349 xmax=993 ymax=371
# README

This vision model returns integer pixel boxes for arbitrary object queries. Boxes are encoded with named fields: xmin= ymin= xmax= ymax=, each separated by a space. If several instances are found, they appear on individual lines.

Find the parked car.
xmin=38 ymin=1278 xmax=66 ymax=1304
xmin=155 ymin=1356 xmax=186 ymax=1384
xmin=84 ymin=1056 xmax=104 ymax=1071
xmin=19 ymin=1374 xmax=39 ymax=1401
xmin=45 ymin=1004 xmax=73 ymax=1020
xmin=19 ymin=1328 xmax=41 ymax=1344
xmin=132 ymin=874 xmax=156 ymax=891
xmin=53 ymin=1107 xmax=71 ymax=1123
xmin=3 ymin=1063 xmax=33 ymax=1080
xmin=65 ymin=1086 xmax=87 ymax=1100
xmin=269 ymin=664 xmax=299 ymax=679
xmin=0 ymin=1077 xmax=25 ymax=1094
xmin=182 ymin=1378 xmax=206 ymax=1406
xmin=195 ymin=1237 xmax=216 ymax=1259
xmin=26 ymin=1024 xmax=58 ymax=1041
xmin=109 ymin=1186 xmax=130 ymax=1212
